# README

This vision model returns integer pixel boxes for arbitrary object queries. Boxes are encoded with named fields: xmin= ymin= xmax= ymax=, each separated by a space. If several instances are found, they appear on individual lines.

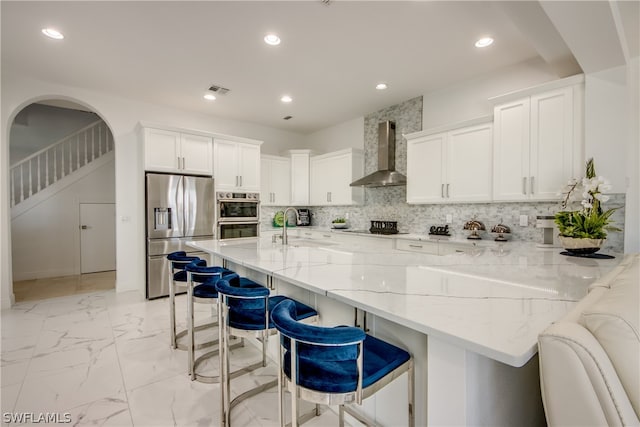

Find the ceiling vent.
xmin=208 ymin=85 xmax=230 ymax=95
xmin=283 ymin=116 xmax=293 ymax=120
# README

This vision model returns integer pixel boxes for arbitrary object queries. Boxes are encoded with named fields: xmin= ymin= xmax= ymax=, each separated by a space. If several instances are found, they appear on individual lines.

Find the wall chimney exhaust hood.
xmin=350 ymin=121 xmax=407 ymax=187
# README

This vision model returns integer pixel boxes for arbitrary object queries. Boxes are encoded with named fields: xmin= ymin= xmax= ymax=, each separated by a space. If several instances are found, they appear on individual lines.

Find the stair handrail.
xmin=10 ymin=119 xmax=113 ymax=207
xmin=10 ymin=119 xmax=105 ymax=169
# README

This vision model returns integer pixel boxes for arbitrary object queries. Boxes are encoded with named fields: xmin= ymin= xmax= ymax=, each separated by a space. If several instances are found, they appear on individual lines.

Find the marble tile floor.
xmin=1 ymin=290 xmax=342 ymax=426
xmin=13 ymin=271 xmax=116 ymax=302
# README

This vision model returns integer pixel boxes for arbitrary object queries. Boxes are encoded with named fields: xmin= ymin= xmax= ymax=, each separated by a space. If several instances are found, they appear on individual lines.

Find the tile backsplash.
xmin=262 ymin=95 xmax=626 ymax=253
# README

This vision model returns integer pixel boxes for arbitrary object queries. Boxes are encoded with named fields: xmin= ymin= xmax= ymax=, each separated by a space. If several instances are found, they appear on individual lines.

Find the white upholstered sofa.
xmin=539 ymin=254 xmax=639 ymax=426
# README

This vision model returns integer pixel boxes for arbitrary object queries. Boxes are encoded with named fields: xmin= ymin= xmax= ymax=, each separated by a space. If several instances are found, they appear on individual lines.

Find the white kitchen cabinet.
xmin=406 ymin=123 xmax=493 ymax=204
xmin=288 ymin=150 xmax=313 ymax=206
xmin=214 ymin=139 xmax=261 ymax=192
xmin=261 ymin=155 xmax=290 ymax=206
xmin=492 ymin=83 xmax=583 ymax=201
xmin=309 ymin=149 xmax=364 ymax=206
xmin=144 ymin=128 xmax=212 ymax=175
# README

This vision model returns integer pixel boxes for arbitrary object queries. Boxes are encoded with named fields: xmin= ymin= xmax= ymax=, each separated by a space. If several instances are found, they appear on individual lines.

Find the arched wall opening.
xmin=5 ymin=95 xmax=117 ymax=303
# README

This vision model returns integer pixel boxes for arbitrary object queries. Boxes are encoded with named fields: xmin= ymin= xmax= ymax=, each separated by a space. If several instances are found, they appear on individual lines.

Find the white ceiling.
xmin=2 ymin=1 xmax=637 ymax=134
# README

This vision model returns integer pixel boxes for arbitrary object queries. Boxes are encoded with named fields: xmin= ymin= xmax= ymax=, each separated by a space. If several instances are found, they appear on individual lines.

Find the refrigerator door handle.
xmin=176 ymin=176 xmax=185 ymax=237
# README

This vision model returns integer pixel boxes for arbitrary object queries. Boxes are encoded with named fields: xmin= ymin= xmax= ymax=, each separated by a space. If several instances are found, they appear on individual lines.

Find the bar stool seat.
xmin=184 ymin=261 xmax=239 ymax=383
xmin=271 ymin=299 xmax=415 ymax=427
xmin=215 ymin=274 xmax=319 ymax=427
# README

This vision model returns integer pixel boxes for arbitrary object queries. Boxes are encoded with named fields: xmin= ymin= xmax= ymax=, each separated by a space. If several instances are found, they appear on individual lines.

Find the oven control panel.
xmin=216 ymin=192 xmax=260 ymax=201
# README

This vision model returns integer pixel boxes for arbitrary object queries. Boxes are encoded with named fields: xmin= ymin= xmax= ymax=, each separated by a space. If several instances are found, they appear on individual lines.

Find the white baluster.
xmin=54 ymin=146 xmax=58 ymax=182
xmin=46 ymin=150 xmax=49 ymax=187
xmin=91 ymin=127 xmax=96 ymax=161
xmin=76 ymin=135 xmax=80 ymax=170
xmin=28 ymin=160 xmax=33 ymax=198
xmin=98 ymin=124 xmax=103 ymax=155
xmin=68 ymin=140 xmax=72 ymax=175
xmin=10 ymin=169 xmax=15 ymax=207
xmin=84 ymin=132 xmax=88 ymax=165
xmin=37 ymin=155 xmax=41 ymax=192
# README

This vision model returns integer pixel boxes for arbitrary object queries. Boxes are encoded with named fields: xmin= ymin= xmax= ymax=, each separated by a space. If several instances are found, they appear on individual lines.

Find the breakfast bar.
xmin=188 ymin=231 xmax=622 ymax=425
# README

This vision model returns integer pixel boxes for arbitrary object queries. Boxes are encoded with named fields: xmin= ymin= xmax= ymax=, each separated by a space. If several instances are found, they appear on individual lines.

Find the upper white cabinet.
xmin=406 ymin=122 xmax=493 ymax=204
xmin=261 ymin=155 xmax=290 ymax=206
xmin=288 ymin=150 xmax=313 ymax=206
xmin=309 ymin=149 xmax=364 ymax=206
xmin=144 ymin=128 xmax=212 ymax=175
xmin=492 ymin=78 xmax=583 ymax=201
xmin=214 ymin=139 xmax=261 ymax=191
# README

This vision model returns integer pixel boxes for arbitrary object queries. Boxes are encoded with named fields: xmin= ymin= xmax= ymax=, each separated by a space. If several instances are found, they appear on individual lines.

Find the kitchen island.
xmin=188 ymin=232 xmax=622 ymax=425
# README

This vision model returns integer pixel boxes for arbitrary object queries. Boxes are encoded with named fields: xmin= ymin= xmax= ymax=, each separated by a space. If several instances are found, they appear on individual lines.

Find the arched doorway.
xmin=9 ymin=98 xmax=117 ymax=301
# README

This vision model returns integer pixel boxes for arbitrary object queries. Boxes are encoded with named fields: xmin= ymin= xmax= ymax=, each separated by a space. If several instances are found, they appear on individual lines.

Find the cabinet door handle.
xmin=177 ymin=156 xmax=181 ymax=169
xmin=530 ymin=176 xmax=534 ymax=194
xmin=182 ymin=157 xmax=185 ymax=170
xmin=446 ymin=183 xmax=450 ymax=198
xmin=441 ymin=184 xmax=444 ymax=198
xmin=409 ymin=244 xmax=423 ymax=249
xmin=522 ymin=177 xmax=527 ymax=195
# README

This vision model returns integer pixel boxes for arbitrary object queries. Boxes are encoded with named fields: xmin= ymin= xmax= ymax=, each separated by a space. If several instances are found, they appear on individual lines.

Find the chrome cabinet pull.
xmin=446 ymin=183 xmax=450 ymax=198
xmin=441 ymin=184 xmax=444 ymax=198
xmin=182 ymin=157 xmax=185 ymax=170
xmin=409 ymin=244 xmax=423 ymax=249
xmin=522 ymin=177 xmax=527 ymax=195
xmin=530 ymin=176 xmax=534 ymax=194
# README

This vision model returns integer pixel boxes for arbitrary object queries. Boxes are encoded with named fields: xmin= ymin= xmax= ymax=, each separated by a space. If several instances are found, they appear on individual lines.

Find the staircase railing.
xmin=10 ymin=120 xmax=114 ymax=207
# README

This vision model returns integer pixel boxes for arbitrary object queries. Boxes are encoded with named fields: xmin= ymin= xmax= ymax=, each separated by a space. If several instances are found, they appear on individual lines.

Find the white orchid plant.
xmin=555 ymin=158 xmax=620 ymax=239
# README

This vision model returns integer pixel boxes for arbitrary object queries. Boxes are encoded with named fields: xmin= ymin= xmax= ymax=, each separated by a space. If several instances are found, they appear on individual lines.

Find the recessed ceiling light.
xmin=376 ymin=83 xmax=388 ymax=90
xmin=475 ymin=37 xmax=494 ymax=48
xmin=281 ymin=95 xmax=292 ymax=103
xmin=264 ymin=34 xmax=281 ymax=46
xmin=42 ymin=28 xmax=64 ymax=40
xmin=204 ymin=93 xmax=216 ymax=101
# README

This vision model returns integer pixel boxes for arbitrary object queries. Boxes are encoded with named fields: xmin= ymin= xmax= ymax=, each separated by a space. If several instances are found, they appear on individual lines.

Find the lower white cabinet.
xmin=309 ymin=149 xmax=364 ymax=206
xmin=261 ymin=155 xmax=290 ymax=206
xmin=406 ymin=122 xmax=493 ymax=204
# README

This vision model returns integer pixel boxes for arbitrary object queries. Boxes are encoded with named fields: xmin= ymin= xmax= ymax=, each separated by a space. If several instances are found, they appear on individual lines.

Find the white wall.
xmin=421 ymin=58 xmax=558 ymax=130
xmin=625 ymin=58 xmax=639 ymax=253
xmin=584 ymin=62 xmax=639 ymax=253
xmin=302 ymin=116 xmax=365 ymax=154
xmin=11 ymin=158 xmax=115 ymax=281
xmin=1 ymin=72 xmax=307 ymax=308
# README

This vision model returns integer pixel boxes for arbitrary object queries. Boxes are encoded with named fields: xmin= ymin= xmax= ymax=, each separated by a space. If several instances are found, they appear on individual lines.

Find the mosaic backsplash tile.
xmin=262 ymin=96 xmax=626 ymax=253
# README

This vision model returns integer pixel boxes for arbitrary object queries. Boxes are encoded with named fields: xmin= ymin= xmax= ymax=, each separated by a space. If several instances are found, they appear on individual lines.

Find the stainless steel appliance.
xmin=350 ymin=121 xmax=407 ymax=187
xmin=146 ymin=173 xmax=215 ymax=299
xmin=216 ymin=191 xmax=260 ymax=240
xmin=297 ymin=208 xmax=311 ymax=226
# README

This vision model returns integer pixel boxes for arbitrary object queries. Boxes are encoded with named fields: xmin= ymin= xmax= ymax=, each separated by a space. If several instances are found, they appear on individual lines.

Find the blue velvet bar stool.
xmin=166 ymin=251 xmax=202 ymax=350
xmin=215 ymin=274 xmax=319 ymax=427
xmin=184 ymin=261 xmax=236 ymax=382
xmin=271 ymin=299 xmax=415 ymax=427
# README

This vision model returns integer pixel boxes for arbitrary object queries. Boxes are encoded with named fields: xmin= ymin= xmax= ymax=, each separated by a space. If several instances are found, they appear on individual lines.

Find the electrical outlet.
xmin=519 ymin=215 xmax=528 ymax=227
xmin=445 ymin=214 xmax=453 ymax=224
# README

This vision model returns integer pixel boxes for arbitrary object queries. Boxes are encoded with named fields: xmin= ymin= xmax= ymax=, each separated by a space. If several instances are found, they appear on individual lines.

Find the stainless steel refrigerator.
xmin=145 ymin=173 xmax=214 ymax=299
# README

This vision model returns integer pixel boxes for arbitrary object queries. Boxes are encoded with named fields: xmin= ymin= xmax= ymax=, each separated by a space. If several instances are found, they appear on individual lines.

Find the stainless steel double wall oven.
xmin=216 ymin=191 xmax=260 ymax=240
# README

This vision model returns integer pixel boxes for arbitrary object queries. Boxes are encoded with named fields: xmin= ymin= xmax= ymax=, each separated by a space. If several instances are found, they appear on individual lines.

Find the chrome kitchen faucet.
xmin=282 ymin=207 xmax=299 ymax=245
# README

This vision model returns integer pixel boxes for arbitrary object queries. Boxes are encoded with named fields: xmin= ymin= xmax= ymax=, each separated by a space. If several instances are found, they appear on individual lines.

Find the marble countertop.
xmin=187 ymin=236 xmax=623 ymax=367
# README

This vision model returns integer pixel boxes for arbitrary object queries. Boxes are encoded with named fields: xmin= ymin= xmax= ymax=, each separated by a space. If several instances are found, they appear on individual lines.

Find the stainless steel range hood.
xmin=350 ymin=121 xmax=407 ymax=187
